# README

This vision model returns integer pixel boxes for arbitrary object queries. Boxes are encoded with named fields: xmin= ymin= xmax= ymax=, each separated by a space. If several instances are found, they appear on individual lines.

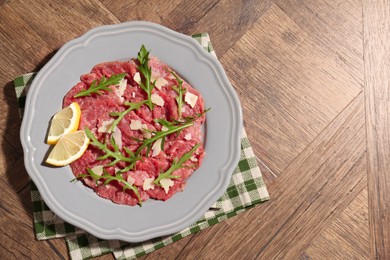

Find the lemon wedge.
xmin=47 ymin=102 xmax=81 ymax=145
xmin=45 ymin=130 xmax=90 ymax=166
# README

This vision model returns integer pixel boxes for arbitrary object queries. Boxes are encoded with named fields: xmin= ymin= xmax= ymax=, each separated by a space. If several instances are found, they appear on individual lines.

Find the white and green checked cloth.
xmin=15 ymin=33 xmax=269 ymax=259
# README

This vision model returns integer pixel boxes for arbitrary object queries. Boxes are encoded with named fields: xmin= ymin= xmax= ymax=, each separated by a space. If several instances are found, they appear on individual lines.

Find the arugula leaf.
xmin=85 ymin=128 xmax=140 ymax=167
xmin=137 ymin=45 xmax=154 ymax=110
xmin=134 ymin=109 xmax=209 ymax=157
xmin=109 ymin=100 xmax=146 ymax=132
xmin=170 ymin=71 xmax=185 ymax=119
xmin=135 ymin=120 xmax=194 ymax=157
xmin=155 ymin=108 xmax=210 ymax=127
xmin=73 ymin=168 xmax=142 ymax=206
xmin=74 ymin=73 xmax=126 ymax=98
xmin=154 ymin=143 xmax=200 ymax=185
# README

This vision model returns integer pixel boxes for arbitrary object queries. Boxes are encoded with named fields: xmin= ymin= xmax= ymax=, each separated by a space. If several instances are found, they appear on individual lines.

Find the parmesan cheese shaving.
xmin=143 ymin=178 xmax=155 ymax=190
xmin=161 ymin=125 xmax=168 ymax=131
xmin=126 ymin=175 xmax=135 ymax=186
xmin=184 ymin=133 xmax=192 ymax=140
xmin=133 ymin=72 xmax=141 ymax=84
xmin=190 ymin=155 xmax=198 ymax=162
xmin=118 ymin=79 xmax=127 ymax=95
xmin=160 ymin=178 xmax=174 ymax=194
xmin=141 ymin=124 xmax=152 ymax=139
xmin=151 ymin=93 xmax=164 ymax=106
xmin=91 ymin=165 xmax=103 ymax=176
xmin=112 ymin=127 xmax=122 ymax=150
xmin=151 ymin=138 xmax=162 ymax=157
xmin=154 ymin=77 xmax=168 ymax=90
xmin=130 ymin=120 xmax=142 ymax=130
xmin=113 ymin=79 xmax=127 ymax=103
xmin=98 ymin=119 xmax=114 ymax=133
xmin=185 ymin=92 xmax=198 ymax=108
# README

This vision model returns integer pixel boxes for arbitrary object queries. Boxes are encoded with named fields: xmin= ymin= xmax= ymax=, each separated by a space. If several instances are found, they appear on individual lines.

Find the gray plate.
xmin=20 ymin=21 xmax=242 ymax=242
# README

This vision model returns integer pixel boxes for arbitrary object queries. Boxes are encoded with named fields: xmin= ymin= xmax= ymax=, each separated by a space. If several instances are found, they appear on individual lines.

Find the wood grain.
xmin=0 ymin=5 xmax=53 ymax=215
xmin=274 ymin=0 xmax=364 ymax=84
xmin=256 ymin=156 xmax=278 ymax=185
xmin=6 ymin=0 xmax=119 ymax=51
xmin=100 ymin=0 xmax=182 ymax=24
xmin=0 ymin=181 xmax=63 ymax=259
xmin=221 ymin=4 xmax=362 ymax=174
xmin=1 ymin=0 xmax=389 ymax=259
xmin=305 ymin=188 xmax=370 ymax=260
xmin=164 ymin=0 xmax=272 ymax=56
xmin=363 ymin=0 xmax=390 ymax=258
xmin=0 ymin=4 xmax=51 ymax=80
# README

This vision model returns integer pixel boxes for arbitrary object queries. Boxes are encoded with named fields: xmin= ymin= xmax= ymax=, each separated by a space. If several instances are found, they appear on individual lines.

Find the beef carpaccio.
xmin=64 ymin=50 xmax=206 ymax=206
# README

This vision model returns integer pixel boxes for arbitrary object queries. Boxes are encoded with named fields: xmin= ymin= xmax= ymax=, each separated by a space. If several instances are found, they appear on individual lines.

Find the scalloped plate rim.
xmin=20 ymin=21 xmax=242 ymax=242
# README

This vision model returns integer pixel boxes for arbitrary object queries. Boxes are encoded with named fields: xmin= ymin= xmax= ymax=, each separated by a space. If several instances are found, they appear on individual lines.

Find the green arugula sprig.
xmin=137 ymin=45 xmax=155 ymax=110
xmin=135 ymin=120 xmax=194 ymax=157
xmin=73 ymin=168 xmax=142 ymax=205
xmin=154 ymin=143 xmax=200 ymax=185
xmin=136 ymin=109 xmax=209 ymax=157
xmin=85 ymin=128 xmax=140 ymax=167
xmin=74 ymin=73 xmax=126 ymax=98
xmin=157 ymin=107 xmax=210 ymax=126
xmin=109 ymin=100 xmax=146 ymax=132
xmin=170 ymin=71 xmax=186 ymax=119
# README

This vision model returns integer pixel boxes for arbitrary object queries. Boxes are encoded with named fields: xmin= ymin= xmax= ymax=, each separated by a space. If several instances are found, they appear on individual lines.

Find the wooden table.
xmin=1 ymin=1 xmax=389 ymax=259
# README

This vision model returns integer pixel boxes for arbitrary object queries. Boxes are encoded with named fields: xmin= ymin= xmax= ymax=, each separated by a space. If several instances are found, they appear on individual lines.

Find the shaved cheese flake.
xmin=185 ymin=92 xmax=198 ymax=108
xmin=154 ymin=77 xmax=168 ymax=90
xmin=184 ymin=133 xmax=192 ymax=140
xmin=161 ymin=125 xmax=169 ymax=131
xmin=130 ymin=119 xmax=142 ymax=130
xmin=132 ymin=92 xmax=136 ymax=98
xmin=190 ymin=155 xmax=198 ymax=162
xmin=150 ymin=71 xmax=168 ymax=90
xmin=141 ymin=124 xmax=152 ymax=139
xmin=113 ymin=79 xmax=127 ymax=103
xmin=98 ymin=119 xmax=114 ymax=133
xmin=151 ymin=93 xmax=164 ymax=107
xmin=160 ymin=178 xmax=174 ymax=194
xmin=112 ymin=127 xmax=122 ymax=149
xmin=118 ymin=79 xmax=127 ymax=96
xmin=143 ymin=178 xmax=155 ymax=190
xmin=151 ymin=138 xmax=162 ymax=157
xmin=91 ymin=165 xmax=103 ymax=176
xmin=126 ymin=175 xmax=135 ymax=186
xmin=133 ymin=72 xmax=141 ymax=84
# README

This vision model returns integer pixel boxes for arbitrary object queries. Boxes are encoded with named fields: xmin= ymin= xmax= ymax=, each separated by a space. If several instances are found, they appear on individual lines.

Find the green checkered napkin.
xmin=15 ymin=33 xmax=269 ymax=259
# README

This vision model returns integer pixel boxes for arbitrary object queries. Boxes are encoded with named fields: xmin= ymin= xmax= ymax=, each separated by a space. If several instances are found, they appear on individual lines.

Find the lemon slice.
xmin=46 ymin=130 xmax=90 ymax=166
xmin=47 ymin=102 xmax=81 ymax=145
